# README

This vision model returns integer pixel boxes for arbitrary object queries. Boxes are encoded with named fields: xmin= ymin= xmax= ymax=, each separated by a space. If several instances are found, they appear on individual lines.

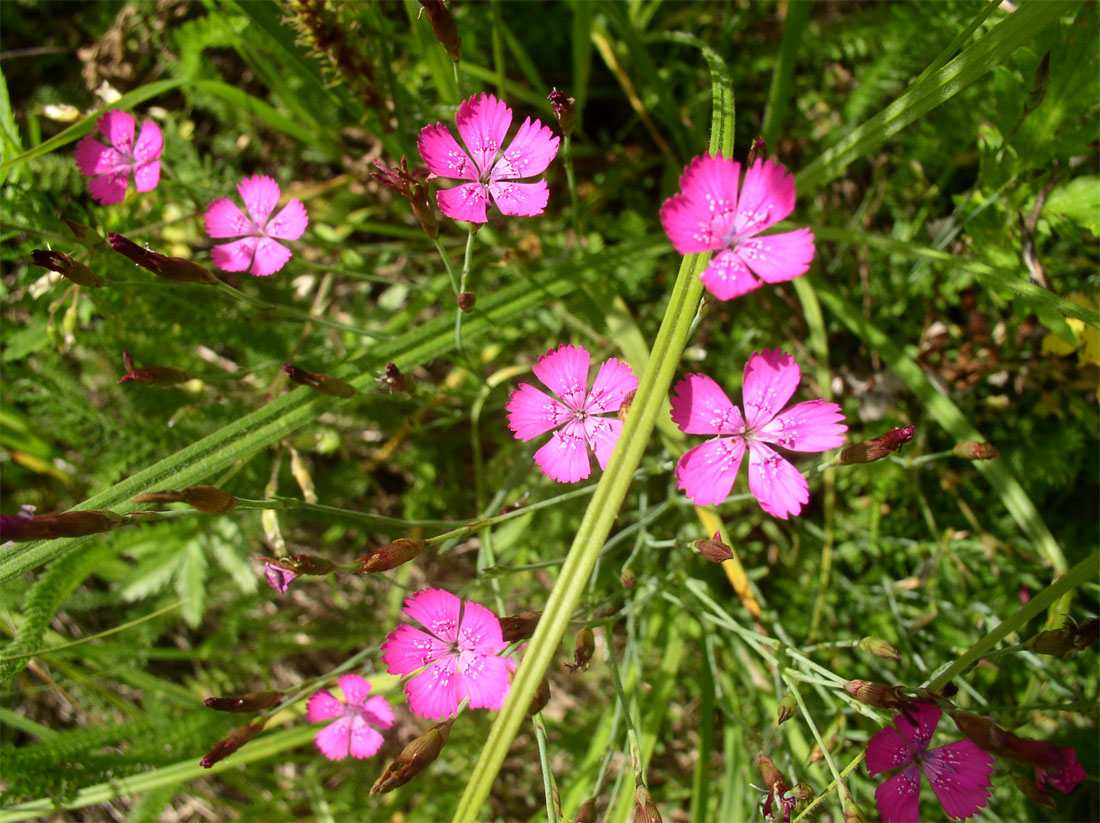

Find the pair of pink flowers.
xmin=506 ymin=345 xmax=846 ymax=520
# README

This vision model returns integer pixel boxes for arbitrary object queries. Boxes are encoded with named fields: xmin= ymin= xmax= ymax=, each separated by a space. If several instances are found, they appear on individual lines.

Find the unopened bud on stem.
xmin=31 ymin=249 xmax=107 ymax=287
xmin=200 ymin=719 xmax=266 ymax=768
xmin=634 ymin=785 xmax=661 ymax=823
xmin=418 ymin=0 xmax=461 ymax=62
xmin=283 ymin=364 xmax=358 ymax=398
xmin=547 ymin=88 xmax=576 ymax=136
xmin=371 ymin=720 xmax=453 ymax=794
xmin=953 ymin=441 xmax=999 ymax=460
xmin=119 ymin=350 xmax=189 ymax=386
xmin=694 ymin=531 xmax=734 ymax=562
xmin=457 ymin=291 xmax=477 ymax=312
xmin=0 ymin=509 xmax=123 ymax=542
xmin=776 ymin=693 xmax=797 ymax=725
xmin=568 ymin=627 xmax=595 ymax=673
xmin=108 ymin=233 xmax=220 ymax=285
xmin=355 ymin=538 xmax=425 ymax=574
xmin=858 ymin=636 xmax=901 ymax=661
xmin=837 ymin=426 xmax=915 ymax=465
xmin=204 ymin=690 xmax=283 ymax=712
xmin=133 ymin=485 xmax=237 ymax=514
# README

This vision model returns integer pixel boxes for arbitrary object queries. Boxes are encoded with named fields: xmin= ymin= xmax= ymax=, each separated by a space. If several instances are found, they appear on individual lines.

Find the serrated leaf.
xmin=1043 ymin=176 xmax=1100 ymax=235
xmin=175 ymin=542 xmax=208 ymax=628
xmin=120 ymin=550 xmax=185 ymax=603
xmin=206 ymin=520 xmax=258 ymax=594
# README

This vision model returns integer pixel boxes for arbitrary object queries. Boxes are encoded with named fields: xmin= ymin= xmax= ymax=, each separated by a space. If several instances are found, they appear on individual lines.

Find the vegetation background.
xmin=0 ymin=1 xmax=1097 ymax=822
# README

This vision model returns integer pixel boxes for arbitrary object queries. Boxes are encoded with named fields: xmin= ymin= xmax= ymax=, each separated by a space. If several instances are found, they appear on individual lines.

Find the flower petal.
xmin=741 ymin=349 xmax=800 ymax=431
xmin=675 ymin=437 xmax=745 ymax=506
xmin=238 ymin=174 xmax=282 ymax=226
xmin=87 ymin=170 xmax=130 ymax=205
xmin=746 ymin=442 xmax=808 ymax=520
xmin=404 ymin=588 xmax=462 ymax=643
xmin=382 ymin=624 xmax=452 ymax=676
xmin=133 ymin=119 xmax=163 ymax=163
xmin=733 ymin=158 xmax=797 ymax=236
xmin=347 ymin=715 xmax=385 ymax=759
xmin=874 ymin=764 xmax=922 ymax=823
xmin=457 ymin=600 xmax=506 ymax=653
xmin=337 ymin=674 xmax=371 ymax=707
xmin=923 ymin=740 xmax=994 ymax=821
xmin=265 ymin=199 xmax=308 ymax=240
xmin=210 ymin=237 xmax=258 ymax=273
xmin=250 ymin=238 xmax=292 ymax=277
xmin=737 ymin=228 xmax=815 ymax=284
xmin=306 ymin=688 xmax=346 ymax=722
xmin=459 ymin=652 xmax=512 ymax=711
xmin=699 ymin=249 xmax=761 ymax=301
xmin=404 ymin=657 xmax=461 ymax=721
xmin=759 ymin=399 xmax=847 ymax=452
xmin=455 ymin=93 xmax=512 ymax=176
xmin=659 ymin=152 xmax=739 ymax=254
xmin=894 ymin=704 xmax=944 ymax=750
xmin=436 ymin=182 xmax=489 ymax=223
xmin=132 ymin=160 xmax=160 ymax=193
xmin=418 ymin=122 xmax=477 ymax=180
xmin=360 ymin=695 xmax=395 ymax=730
xmin=533 ymin=420 xmax=591 ymax=483
xmin=531 ymin=344 xmax=590 ymax=410
xmin=74 ymin=136 xmax=119 ymax=177
xmin=488 ymin=180 xmax=549 ymax=217
xmin=491 ymin=116 xmax=559 ymax=179
xmin=314 ymin=716 xmax=353 ymax=760
xmin=1037 ymin=747 xmax=1087 ymax=794
xmin=670 ymin=373 xmax=744 ymax=436
xmin=867 ymin=724 xmax=917 ymax=776
xmin=583 ymin=416 xmax=623 ymax=471
xmin=585 ymin=357 xmax=637 ymax=414
xmin=506 ymin=383 xmax=574 ymax=441
xmin=205 ymin=197 xmax=255 ymax=238
xmin=99 ymin=110 xmax=135 ymax=154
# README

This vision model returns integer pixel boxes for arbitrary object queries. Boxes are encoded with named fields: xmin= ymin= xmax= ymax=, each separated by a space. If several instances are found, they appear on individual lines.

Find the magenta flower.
xmin=263 ymin=562 xmax=298 ymax=594
xmin=381 ymin=589 xmax=511 ymax=721
xmin=867 ymin=704 xmax=994 ymax=823
xmin=670 ymin=349 xmax=846 ymax=519
xmin=418 ymin=93 xmax=560 ymax=223
xmin=74 ymin=110 xmax=162 ymax=205
xmin=204 ymin=175 xmax=308 ymax=276
xmin=506 ymin=344 xmax=638 ymax=483
xmin=659 ymin=153 xmax=815 ymax=301
xmin=305 ymin=674 xmax=393 ymax=761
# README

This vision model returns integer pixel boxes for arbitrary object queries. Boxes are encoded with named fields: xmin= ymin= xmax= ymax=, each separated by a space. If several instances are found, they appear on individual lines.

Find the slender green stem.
xmin=782 ymin=676 xmax=847 ymax=816
xmin=606 ymin=629 xmax=646 ymax=786
xmin=432 ymin=234 xmax=461 ymax=296
xmin=562 ymin=135 xmax=580 ymax=238
xmin=212 ymin=280 xmax=387 ymax=341
xmin=533 ymin=714 xmax=562 ymax=823
xmin=454 ymin=224 xmax=479 ymax=350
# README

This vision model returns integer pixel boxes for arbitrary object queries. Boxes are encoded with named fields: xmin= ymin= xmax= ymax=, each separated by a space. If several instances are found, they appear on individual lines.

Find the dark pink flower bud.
xmin=526 ymin=676 xmax=551 ymax=717
xmin=547 ymin=88 xmax=576 ymax=136
xmin=204 ymin=690 xmax=283 ymax=712
xmin=418 ymin=0 xmax=461 ymax=62
xmin=200 ymin=719 xmax=265 ymax=768
xmin=263 ymin=562 xmax=298 ymax=593
xmin=0 ymin=509 xmax=123 ymax=542
xmin=568 ymin=627 xmax=595 ymax=673
xmin=371 ymin=720 xmax=452 ymax=794
xmin=370 ymin=156 xmax=439 ymax=238
xmin=133 ymin=485 xmax=237 ymax=514
xmin=499 ymin=610 xmax=541 ymax=642
xmin=694 ymin=531 xmax=735 ymax=562
xmin=118 ymin=350 xmax=189 ymax=386
xmin=283 ymin=363 xmax=358 ymax=398
xmin=354 ymin=538 xmax=425 ymax=574
xmin=858 ymin=636 xmax=901 ymax=661
xmin=108 ymin=233 xmax=220 ymax=285
xmin=953 ymin=441 xmax=999 ymax=460
xmin=377 ymin=362 xmax=418 ymax=396
xmin=457 ymin=291 xmax=477 ymax=312
xmin=844 ymin=680 xmax=913 ymax=711
xmin=31 ymin=249 xmax=107 ymax=287
xmin=746 ymin=137 xmax=768 ymax=165
xmin=837 ymin=425 xmax=915 ymax=464
xmin=573 ymin=799 xmax=598 ymax=823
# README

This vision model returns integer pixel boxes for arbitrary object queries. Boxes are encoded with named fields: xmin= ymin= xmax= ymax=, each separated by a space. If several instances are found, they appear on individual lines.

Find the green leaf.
xmin=175 ymin=542 xmax=208 ymax=628
xmin=1043 ymin=175 xmax=1100 ymax=235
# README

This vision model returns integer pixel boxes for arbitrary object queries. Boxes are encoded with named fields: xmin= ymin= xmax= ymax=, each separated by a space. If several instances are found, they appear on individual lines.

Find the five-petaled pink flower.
xmin=670 ymin=349 xmax=846 ymax=519
xmin=204 ymin=175 xmax=308 ymax=276
xmin=418 ymin=93 xmax=560 ymax=223
xmin=659 ymin=153 xmax=815 ymax=301
xmin=381 ymin=589 xmax=511 ymax=721
xmin=867 ymin=704 xmax=994 ymax=823
xmin=305 ymin=673 xmax=393 ymax=761
xmin=506 ymin=344 xmax=638 ymax=483
xmin=74 ymin=110 xmax=163 ymax=205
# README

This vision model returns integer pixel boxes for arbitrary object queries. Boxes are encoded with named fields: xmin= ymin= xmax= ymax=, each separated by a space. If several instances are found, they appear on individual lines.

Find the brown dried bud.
xmin=1027 ymin=618 xmax=1098 ymax=658
xmin=133 ymin=485 xmax=237 ymax=514
xmin=108 ymin=233 xmax=220 ymax=285
xmin=547 ymin=88 xmax=576 ymax=136
xmin=0 ymin=509 xmax=123 ymax=542
xmin=837 ymin=426 xmax=915 ymax=464
xmin=355 ymin=538 xmax=425 ymax=574
xmin=418 ymin=0 xmax=461 ymax=61
xmin=694 ymin=531 xmax=734 ymax=563
xmin=633 ymin=785 xmax=661 ymax=823
xmin=620 ymin=570 xmax=637 ymax=588
xmin=953 ymin=441 xmax=999 ymax=460
xmin=618 ymin=389 xmax=636 ymax=423
xmin=200 ymin=719 xmax=265 ymax=768
xmin=370 ymin=157 xmax=438 ymax=238
xmin=31 ymin=249 xmax=107 ymax=287
xmin=203 ymin=690 xmax=283 ymax=713
xmin=371 ymin=720 xmax=452 ymax=794
xmin=457 ymin=291 xmax=477 ymax=312
xmin=1009 ymin=771 xmax=1059 ymax=809
xmin=573 ymin=798 xmax=598 ymax=823
xmin=118 ymin=350 xmax=189 ymax=386
xmin=950 ymin=711 xmax=1008 ymax=754
xmin=257 ymin=553 xmax=337 ymax=576
xmin=843 ymin=797 xmax=866 ymax=822
xmin=776 ymin=693 xmax=797 ymax=725
xmin=526 ymin=676 xmax=551 ymax=717
xmin=746 ymin=137 xmax=768 ymax=165
xmin=843 ymin=680 xmax=913 ymax=710
xmin=500 ymin=610 xmax=541 ymax=643
xmin=377 ymin=361 xmax=418 ymax=396
xmin=283 ymin=364 xmax=358 ymax=398
xmin=858 ymin=636 xmax=901 ymax=662
xmin=568 ymin=627 xmax=595 ymax=673
xmin=757 ymin=754 xmax=787 ymax=793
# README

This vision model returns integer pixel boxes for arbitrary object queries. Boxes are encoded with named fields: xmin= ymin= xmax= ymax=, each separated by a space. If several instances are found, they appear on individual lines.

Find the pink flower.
xmin=381 ymin=589 xmax=511 ymax=721
xmin=506 ymin=344 xmax=638 ymax=483
xmin=1035 ymin=747 xmax=1086 ymax=794
xmin=204 ymin=175 xmax=308 ymax=276
xmin=669 ymin=349 xmax=846 ymax=519
xmin=418 ymin=93 xmax=560 ymax=223
xmin=263 ymin=562 xmax=298 ymax=594
xmin=867 ymin=704 xmax=994 ymax=823
xmin=74 ymin=110 xmax=163 ymax=205
xmin=659 ymin=153 xmax=815 ymax=301
xmin=305 ymin=674 xmax=393 ymax=761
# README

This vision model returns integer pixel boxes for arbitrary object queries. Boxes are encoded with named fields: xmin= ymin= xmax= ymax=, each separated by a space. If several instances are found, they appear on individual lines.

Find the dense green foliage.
xmin=1 ymin=2 xmax=1097 ymax=822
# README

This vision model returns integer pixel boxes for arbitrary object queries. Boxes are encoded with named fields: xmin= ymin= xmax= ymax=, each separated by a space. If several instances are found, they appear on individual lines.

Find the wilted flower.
xmin=371 ymin=720 xmax=453 ymax=794
xmin=283 ymin=364 xmax=358 ymax=398
xmin=371 ymin=156 xmax=438 ymax=237
xmin=499 ymin=610 xmax=541 ymax=642
xmin=837 ymin=426 xmax=915 ymax=465
xmin=377 ymin=362 xmax=418 ymax=396
xmin=0 ymin=508 xmax=123 ymax=542
xmin=418 ymin=0 xmax=461 ymax=61
xmin=306 ymin=673 xmax=393 ymax=761
xmin=108 ymin=233 xmax=220 ymax=284
xmin=31 ymin=249 xmax=106 ymax=287
xmin=547 ymin=88 xmax=576 ymax=136
xmin=200 ymin=719 xmax=266 ymax=768
xmin=694 ymin=531 xmax=735 ymax=563
xmin=204 ymin=175 xmax=308 ymax=276
xmin=204 ymin=690 xmax=283 ymax=713
xmin=355 ymin=538 xmax=425 ymax=574
xmin=263 ymin=561 xmax=298 ymax=594
xmin=118 ymin=350 xmax=189 ymax=386
xmin=568 ymin=628 xmax=595 ymax=673
xmin=74 ymin=109 xmax=162 ymax=204
xmin=133 ymin=485 xmax=236 ymax=514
